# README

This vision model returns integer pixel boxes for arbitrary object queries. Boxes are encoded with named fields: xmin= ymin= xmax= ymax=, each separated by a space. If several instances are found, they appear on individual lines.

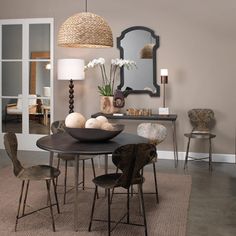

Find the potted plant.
xmin=85 ymin=57 xmax=136 ymax=114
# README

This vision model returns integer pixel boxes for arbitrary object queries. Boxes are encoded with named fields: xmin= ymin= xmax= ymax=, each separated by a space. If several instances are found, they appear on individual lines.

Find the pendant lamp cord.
xmin=85 ymin=0 xmax=88 ymax=12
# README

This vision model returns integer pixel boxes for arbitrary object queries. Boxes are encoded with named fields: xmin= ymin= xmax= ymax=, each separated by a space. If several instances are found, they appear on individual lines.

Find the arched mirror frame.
xmin=117 ymin=26 xmax=160 ymax=97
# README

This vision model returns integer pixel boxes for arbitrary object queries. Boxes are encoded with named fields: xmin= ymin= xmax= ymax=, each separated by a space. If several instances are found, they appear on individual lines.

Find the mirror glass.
xmin=117 ymin=26 xmax=160 ymax=96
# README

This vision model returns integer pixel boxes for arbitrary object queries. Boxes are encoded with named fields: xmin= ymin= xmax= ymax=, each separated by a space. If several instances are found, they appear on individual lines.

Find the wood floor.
xmin=2 ymin=118 xmax=50 ymax=135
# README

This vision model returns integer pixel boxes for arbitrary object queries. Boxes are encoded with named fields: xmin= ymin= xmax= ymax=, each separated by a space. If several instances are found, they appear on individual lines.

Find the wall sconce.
xmin=57 ymin=59 xmax=85 ymax=113
xmin=159 ymin=69 xmax=169 ymax=115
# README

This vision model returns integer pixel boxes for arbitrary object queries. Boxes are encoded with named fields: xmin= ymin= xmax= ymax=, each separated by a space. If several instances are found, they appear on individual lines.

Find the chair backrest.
xmin=4 ymin=132 xmax=24 ymax=177
xmin=188 ymin=109 xmax=214 ymax=132
xmin=16 ymin=94 xmax=37 ymax=110
xmin=112 ymin=143 xmax=157 ymax=189
xmin=51 ymin=120 xmax=66 ymax=134
xmin=137 ymin=123 xmax=167 ymax=145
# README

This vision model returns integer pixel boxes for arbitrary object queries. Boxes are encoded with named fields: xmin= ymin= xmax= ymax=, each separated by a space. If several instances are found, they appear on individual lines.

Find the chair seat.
xmin=184 ymin=132 xmax=216 ymax=139
xmin=93 ymin=173 xmax=145 ymax=189
xmin=6 ymin=105 xmax=22 ymax=114
xmin=18 ymin=165 xmax=60 ymax=180
xmin=93 ymin=173 xmax=122 ymax=189
xmin=148 ymin=156 xmax=157 ymax=164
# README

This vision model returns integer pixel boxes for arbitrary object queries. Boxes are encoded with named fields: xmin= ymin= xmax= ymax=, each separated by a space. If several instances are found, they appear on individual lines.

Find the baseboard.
xmin=1 ymin=149 xmax=234 ymax=167
xmin=92 ymin=151 xmax=235 ymax=169
xmin=157 ymin=151 xmax=235 ymax=163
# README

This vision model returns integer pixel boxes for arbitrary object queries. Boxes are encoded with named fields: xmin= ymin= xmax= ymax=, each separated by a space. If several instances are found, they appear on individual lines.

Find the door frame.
xmin=0 ymin=18 xmax=54 ymax=151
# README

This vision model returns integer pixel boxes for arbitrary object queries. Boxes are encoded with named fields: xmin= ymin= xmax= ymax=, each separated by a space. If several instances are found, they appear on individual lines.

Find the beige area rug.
xmin=0 ymin=166 xmax=191 ymax=236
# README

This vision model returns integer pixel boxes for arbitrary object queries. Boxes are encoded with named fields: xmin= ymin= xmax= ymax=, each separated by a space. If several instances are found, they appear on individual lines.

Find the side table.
xmin=42 ymin=105 xmax=50 ymax=126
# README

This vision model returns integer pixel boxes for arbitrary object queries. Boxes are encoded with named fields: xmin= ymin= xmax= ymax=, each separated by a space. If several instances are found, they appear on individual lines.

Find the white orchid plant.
xmin=85 ymin=57 xmax=136 ymax=96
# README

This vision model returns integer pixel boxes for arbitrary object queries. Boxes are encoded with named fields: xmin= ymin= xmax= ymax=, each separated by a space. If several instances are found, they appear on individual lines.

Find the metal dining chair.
xmin=51 ymin=120 xmax=98 ymax=204
xmin=137 ymin=123 xmax=167 ymax=203
xmin=89 ymin=143 xmax=157 ymax=236
xmin=184 ymin=109 xmax=216 ymax=171
xmin=4 ymin=132 xmax=60 ymax=232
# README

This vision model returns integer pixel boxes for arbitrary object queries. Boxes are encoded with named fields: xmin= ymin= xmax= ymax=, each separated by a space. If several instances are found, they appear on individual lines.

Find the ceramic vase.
xmin=100 ymin=96 xmax=119 ymax=114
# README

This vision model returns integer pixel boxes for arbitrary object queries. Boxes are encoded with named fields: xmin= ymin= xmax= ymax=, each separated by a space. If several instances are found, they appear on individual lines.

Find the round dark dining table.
xmin=36 ymin=132 xmax=149 ymax=231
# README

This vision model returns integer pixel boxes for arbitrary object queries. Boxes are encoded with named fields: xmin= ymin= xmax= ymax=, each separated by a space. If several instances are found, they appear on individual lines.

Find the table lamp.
xmin=57 ymin=59 xmax=85 ymax=113
xmin=43 ymin=86 xmax=51 ymax=106
xmin=159 ymin=69 xmax=169 ymax=115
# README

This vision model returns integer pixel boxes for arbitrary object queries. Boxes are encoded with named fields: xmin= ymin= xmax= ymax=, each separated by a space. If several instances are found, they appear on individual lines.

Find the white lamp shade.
xmin=57 ymin=59 xmax=85 ymax=80
xmin=160 ymin=69 xmax=168 ymax=76
xmin=43 ymin=87 xmax=51 ymax=97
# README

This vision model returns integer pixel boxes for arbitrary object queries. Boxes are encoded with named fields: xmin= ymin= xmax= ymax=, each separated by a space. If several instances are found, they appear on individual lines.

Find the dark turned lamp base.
xmin=69 ymin=79 xmax=74 ymax=113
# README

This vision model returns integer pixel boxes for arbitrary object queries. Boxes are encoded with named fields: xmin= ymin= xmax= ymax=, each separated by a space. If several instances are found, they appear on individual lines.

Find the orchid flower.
xmin=85 ymin=58 xmax=136 ymax=96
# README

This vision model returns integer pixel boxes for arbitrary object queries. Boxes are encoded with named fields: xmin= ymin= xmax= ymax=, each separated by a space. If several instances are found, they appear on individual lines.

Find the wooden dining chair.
xmin=137 ymin=123 xmax=167 ymax=203
xmin=4 ymin=132 xmax=60 ymax=232
xmin=89 ymin=143 xmax=157 ymax=236
xmin=51 ymin=120 xmax=98 ymax=204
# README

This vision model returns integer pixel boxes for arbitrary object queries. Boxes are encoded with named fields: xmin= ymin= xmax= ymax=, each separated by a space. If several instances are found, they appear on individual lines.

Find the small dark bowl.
xmin=65 ymin=124 xmax=124 ymax=142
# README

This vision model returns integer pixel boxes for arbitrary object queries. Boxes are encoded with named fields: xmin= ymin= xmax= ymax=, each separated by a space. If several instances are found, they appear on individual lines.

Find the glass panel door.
xmin=1 ymin=24 xmax=23 ymax=134
xmin=0 ymin=19 xmax=53 ymax=150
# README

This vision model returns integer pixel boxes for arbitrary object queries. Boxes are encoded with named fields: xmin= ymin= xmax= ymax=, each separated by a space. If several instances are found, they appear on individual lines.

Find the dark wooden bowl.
xmin=65 ymin=124 xmax=124 ymax=142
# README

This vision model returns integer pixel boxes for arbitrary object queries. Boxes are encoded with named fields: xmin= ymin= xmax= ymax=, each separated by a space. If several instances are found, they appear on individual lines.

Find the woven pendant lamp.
xmin=58 ymin=12 xmax=113 ymax=48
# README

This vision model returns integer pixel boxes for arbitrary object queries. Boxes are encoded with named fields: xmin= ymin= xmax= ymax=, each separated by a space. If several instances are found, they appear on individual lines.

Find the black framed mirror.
xmin=117 ymin=26 xmax=160 ymax=97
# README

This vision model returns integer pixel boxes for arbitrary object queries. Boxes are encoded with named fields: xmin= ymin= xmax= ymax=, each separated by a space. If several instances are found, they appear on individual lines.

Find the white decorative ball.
xmin=101 ymin=122 xmax=114 ymax=131
xmin=96 ymin=115 xmax=108 ymax=125
xmin=65 ymin=112 xmax=86 ymax=128
xmin=85 ymin=118 xmax=101 ymax=129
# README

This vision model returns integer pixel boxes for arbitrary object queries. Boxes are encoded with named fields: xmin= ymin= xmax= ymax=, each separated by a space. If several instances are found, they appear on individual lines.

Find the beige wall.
xmin=1 ymin=0 xmax=235 ymax=155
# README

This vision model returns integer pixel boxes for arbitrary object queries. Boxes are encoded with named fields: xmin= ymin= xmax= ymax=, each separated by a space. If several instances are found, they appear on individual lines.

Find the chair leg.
xmin=138 ymin=184 xmax=148 ymax=236
xmin=111 ymin=167 xmax=119 ymax=202
xmin=141 ymin=168 xmax=144 ymax=176
xmin=63 ymin=160 xmax=68 ymax=204
xmin=131 ymin=185 xmax=134 ymax=197
xmin=127 ymin=188 xmax=130 ymax=224
xmin=138 ymin=184 xmax=143 ymax=216
xmin=107 ymin=188 xmax=111 ymax=236
xmin=82 ymin=160 xmax=85 ymax=190
xmin=184 ymin=137 xmax=191 ymax=169
xmin=46 ymin=180 xmax=56 ymax=232
xmin=55 ymin=158 xmax=61 ymax=187
xmin=22 ymin=180 xmax=30 ymax=216
xmin=209 ymin=138 xmax=213 ymax=171
xmin=152 ymin=162 xmax=159 ymax=204
xmin=138 ymin=169 xmax=145 ymax=216
xmin=91 ymin=158 xmax=99 ymax=199
xmin=91 ymin=158 xmax=96 ymax=178
xmin=15 ymin=180 xmax=25 ymax=232
xmin=52 ymin=178 xmax=60 ymax=214
xmin=88 ymin=186 xmax=98 ymax=232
